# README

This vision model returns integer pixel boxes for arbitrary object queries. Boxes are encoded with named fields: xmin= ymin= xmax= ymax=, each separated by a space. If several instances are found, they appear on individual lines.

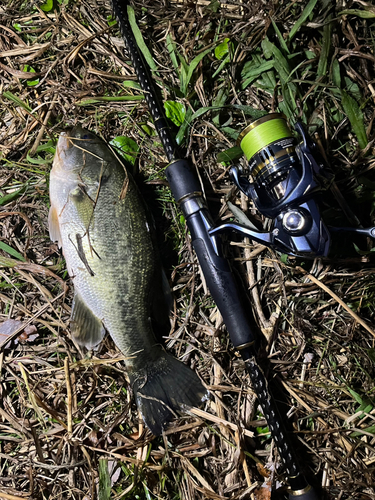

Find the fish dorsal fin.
xmin=48 ymin=205 xmax=62 ymax=248
xmin=70 ymin=292 xmax=105 ymax=349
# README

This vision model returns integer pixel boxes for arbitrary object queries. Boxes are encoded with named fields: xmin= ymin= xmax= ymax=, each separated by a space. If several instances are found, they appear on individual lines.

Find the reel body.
xmin=210 ymin=113 xmax=374 ymax=258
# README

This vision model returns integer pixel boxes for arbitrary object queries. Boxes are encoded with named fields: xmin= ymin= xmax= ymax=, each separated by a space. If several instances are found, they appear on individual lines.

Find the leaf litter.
xmin=0 ymin=0 xmax=375 ymax=499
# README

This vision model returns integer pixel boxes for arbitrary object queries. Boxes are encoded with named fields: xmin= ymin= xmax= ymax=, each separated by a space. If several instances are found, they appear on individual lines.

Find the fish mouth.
xmin=54 ymin=127 xmax=100 ymax=169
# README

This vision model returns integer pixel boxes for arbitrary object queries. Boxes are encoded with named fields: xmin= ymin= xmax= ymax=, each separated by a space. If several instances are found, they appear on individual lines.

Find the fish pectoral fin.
xmin=70 ymin=292 xmax=105 ymax=349
xmin=48 ymin=205 xmax=62 ymax=247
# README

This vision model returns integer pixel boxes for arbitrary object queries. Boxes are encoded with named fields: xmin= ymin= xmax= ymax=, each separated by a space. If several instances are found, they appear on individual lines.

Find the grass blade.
xmin=288 ymin=0 xmax=318 ymax=41
xmin=2 ymin=91 xmax=32 ymax=112
xmin=0 ymin=242 xmax=26 ymax=262
xmin=76 ymin=95 xmax=144 ymax=106
xmin=127 ymin=5 xmax=159 ymax=74
xmin=339 ymin=9 xmax=375 ymax=19
xmin=0 ymin=185 xmax=27 ymax=206
xmin=341 ymin=90 xmax=368 ymax=149
xmin=317 ymin=15 xmax=333 ymax=77
xmin=182 ymin=47 xmax=212 ymax=96
xmin=241 ymin=59 xmax=274 ymax=89
xmin=271 ymin=19 xmax=290 ymax=54
xmin=98 ymin=459 xmax=111 ymax=500
xmin=166 ymin=33 xmax=179 ymax=73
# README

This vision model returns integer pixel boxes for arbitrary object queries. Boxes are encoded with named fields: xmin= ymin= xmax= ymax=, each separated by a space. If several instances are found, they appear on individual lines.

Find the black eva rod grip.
xmin=166 ymin=159 xmax=201 ymax=202
xmin=165 ymin=159 xmax=256 ymax=348
xmin=187 ymin=214 xmax=256 ymax=348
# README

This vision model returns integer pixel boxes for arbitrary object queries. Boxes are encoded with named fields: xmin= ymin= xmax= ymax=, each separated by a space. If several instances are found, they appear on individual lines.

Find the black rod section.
xmin=110 ymin=1 xmax=319 ymax=498
xmin=111 ymin=0 xmax=176 ymax=162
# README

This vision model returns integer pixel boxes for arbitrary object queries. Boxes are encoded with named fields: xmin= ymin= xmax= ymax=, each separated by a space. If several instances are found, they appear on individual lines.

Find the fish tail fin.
xmin=131 ymin=352 xmax=208 ymax=435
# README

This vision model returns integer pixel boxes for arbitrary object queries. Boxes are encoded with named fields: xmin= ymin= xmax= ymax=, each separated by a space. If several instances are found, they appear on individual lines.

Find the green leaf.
xmin=76 ymin=95 xmax=144 ymax=106
xmin=344 ymin=77 xmax=362 ymax=102
xmin=164 ymin=101 xmax=186 ymax=126
xmin=317 ymin=15 xmax=333 ymax=77
xmin=122 ymin=80 xmax=142 ymax=91
xmin=23 ymin=65 xmax=39 ymax=87
xmin=227 ymin=201 xmax=258 ymax=230
xmin=262 ymin=39 xmax=290 ymax=84
xmin=271 ymin=19 xmax=289 ymax=55
xmin=141 ymin=124 xmax=154 ymax=136
xmin=127 ymin=5 xmax=158 ymax=74
xmin=110 ymin=136 xmax=139 ymax=166
xmin=215 ymin=38 xmax=230 ymax=60
xmin=348 ymin=388 xmax=363 ymax=405
xmin=106 ymin=15 xmax=117 ymax=27
xmin=40 ymin=0 xmax=54 ymax=11
xmin=166 ymin=33 xmax=179 ymax=73
xmin=332 ymin=59 xmax=341 ymax=88
xmin=288 ymin=0 xmax=319 ymax=41
xmin=217 ymin=146 xmax=243 ymax=164
xmin=190 ymin=106 xmax=217 ymax=121
xmin=280 ymin=254 xmax=288 ymax=264
xmin=181 ymin=46 xmax=212 ymax=96
xmin=0 ymin=242 xmax=26 ymax=262
xmin=350 ymin=425 xmax=375 ymax=437
xmin=341 ymin=90 xmax=368 ymax=149
xmin=176 ymin=107 xmax=193 ymax=145
xmin=339 ymin=9 xmax=375 ymax=19
xmin=212 ymin=85 xmax=229 ymax=126
xmin=2 ymin=91 xmax=32 ymax=112
xmin=220 ymin=126 xmax=238 ymax=141
xmin=233 ymin=105 xmax=268 ymax=119
xmin=212 ymin=55 xmax=230 ymax=78
xmin=0 ymin=255 xmax=21 ymax=267
xmin=26 ymin=152 xmax=52 ymax=165
xmin=241 ymin=59 xmax=274 ymax=89
xmin=352 ymin=243 xmax=375 ymax=256
xmin=98 ymin=459 xmax=111 ymax=500
xmin=0 ymin=185 xmax=27 ymax=206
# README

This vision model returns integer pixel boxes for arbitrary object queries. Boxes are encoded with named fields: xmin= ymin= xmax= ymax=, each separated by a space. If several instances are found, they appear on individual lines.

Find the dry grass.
xmin=1 ymin=0 xmax=375 ymax=499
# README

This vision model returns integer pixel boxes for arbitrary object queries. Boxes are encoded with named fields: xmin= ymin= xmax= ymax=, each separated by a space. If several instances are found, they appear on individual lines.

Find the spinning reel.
xmin=210 ymin=113 xmax=375 ymax=257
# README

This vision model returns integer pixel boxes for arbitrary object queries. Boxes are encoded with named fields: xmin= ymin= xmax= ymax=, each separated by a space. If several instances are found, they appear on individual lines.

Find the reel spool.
xmin=238 ymin=113 xmax=297 ymax=200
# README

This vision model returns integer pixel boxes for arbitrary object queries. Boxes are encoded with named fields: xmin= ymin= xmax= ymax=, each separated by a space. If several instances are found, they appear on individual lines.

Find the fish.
xmin=48 ymin=126 xmax=207 ymax=435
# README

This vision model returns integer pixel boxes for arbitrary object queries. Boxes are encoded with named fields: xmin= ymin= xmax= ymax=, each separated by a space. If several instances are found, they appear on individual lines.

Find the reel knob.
xmin=282 ymin=209 xmax=312 ymax=235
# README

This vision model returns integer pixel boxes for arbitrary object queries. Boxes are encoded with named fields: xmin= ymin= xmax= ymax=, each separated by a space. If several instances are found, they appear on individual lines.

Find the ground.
xmin=0 ymin=0 xmax=375 ymax=499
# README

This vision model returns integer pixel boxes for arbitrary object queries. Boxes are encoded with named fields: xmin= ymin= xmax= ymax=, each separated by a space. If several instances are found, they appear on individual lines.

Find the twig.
xmin=296 ymin=266 xmax=375 ymax=338
xmin=29 ymin=98 xmax=57 ymax=156
xmin=0 ymin=290 xmax=67 ymax=352
xmin=64 ymin=357 xmax=73 ymax=434
xmin=189 ymin=407 xmax=254 ymax=438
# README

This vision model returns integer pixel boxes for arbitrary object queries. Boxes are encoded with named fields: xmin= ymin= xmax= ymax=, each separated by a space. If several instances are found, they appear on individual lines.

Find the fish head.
xmin=53 ymin=126 xmax=107 ymax=176
xmin=49 ymin=127 xmax=112 ymax=246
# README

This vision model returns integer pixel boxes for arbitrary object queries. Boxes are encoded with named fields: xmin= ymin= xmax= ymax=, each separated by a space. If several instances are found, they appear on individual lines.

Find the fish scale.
xmin=49 ymin=127 xmax=207 ymax=434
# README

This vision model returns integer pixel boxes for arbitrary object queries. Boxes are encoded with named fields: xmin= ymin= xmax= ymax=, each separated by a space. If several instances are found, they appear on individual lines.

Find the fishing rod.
xmin=110 ymin=1 xmax=319 ymax=498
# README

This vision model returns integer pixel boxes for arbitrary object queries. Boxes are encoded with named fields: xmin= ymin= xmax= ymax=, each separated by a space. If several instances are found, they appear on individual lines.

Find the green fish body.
xmin=49 ymin=127 xmax=206 ymax=434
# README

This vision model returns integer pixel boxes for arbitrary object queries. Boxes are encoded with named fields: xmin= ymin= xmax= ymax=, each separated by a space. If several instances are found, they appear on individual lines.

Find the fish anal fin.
xmin=70 ymin=292 xmax=105 ymax=349
xmin=48 ymin=205 xmax=62 ymax=248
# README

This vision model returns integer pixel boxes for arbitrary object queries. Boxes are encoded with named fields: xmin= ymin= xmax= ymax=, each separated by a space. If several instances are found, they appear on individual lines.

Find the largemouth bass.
xmin=49 ymin=127 xmax=206 ymax=434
